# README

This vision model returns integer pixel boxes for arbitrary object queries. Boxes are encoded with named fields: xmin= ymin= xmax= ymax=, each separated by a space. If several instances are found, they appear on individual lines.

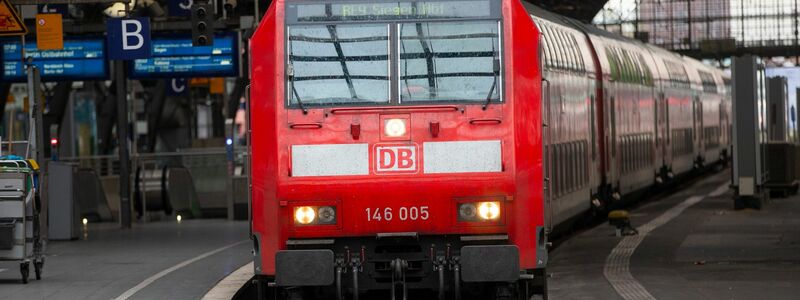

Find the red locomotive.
xmin=248 ymin=0 xmax=730 ymax=299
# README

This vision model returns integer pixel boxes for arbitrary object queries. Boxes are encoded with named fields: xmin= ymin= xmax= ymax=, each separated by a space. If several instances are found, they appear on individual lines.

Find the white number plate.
xmin=365 ymin=206 xmax=429 ymax=222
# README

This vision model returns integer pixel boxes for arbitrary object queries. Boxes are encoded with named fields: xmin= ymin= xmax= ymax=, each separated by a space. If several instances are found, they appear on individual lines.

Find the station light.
xmin=176 ymin=214 xmax=182 ymax=223
xmin=384 ymin=119 xmax=407 ymax=137
xmin=191 ymin=1 xmax=215 ymax=46
xmin=82 ymin=218 xmax=88 ymax=226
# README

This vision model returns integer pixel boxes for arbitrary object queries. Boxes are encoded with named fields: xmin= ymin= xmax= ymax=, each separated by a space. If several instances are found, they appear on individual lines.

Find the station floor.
xmin=548 ymin=170 xmax=800 ymax=299
xmin=2 ymin=170 xmax=798 ymax=300
xmin=0 ymin=219 xmax=251 ymax=300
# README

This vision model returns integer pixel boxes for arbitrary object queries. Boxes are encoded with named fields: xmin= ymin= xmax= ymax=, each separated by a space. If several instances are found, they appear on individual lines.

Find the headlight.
xmin=477 ymin=202 xmax=501 ymax=220
xmin=458 ymin=201 xmax=501 ymax=222
xmin=294 ymin=206 xmax=316 ymax=225
xmin=317 ymin=206 xmax=336 ymax=224
xmin=384 ymin=118 xmax=407 ymax=137
xmin=294 ymin=206 xmax=337 ymax=225
xmin=459 ymin=203 xmax=478 ymax=221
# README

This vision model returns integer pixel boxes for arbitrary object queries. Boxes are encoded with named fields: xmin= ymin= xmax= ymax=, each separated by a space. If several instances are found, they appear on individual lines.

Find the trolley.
xmin=0 ymin=158 xmax=44 ymax=283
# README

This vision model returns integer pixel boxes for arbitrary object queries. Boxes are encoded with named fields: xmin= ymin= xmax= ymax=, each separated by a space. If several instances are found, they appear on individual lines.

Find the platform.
xmin=0 ymin=219 xmax=251 ymax=300
xmin=548 ymin=170 xmax=800 ymax=299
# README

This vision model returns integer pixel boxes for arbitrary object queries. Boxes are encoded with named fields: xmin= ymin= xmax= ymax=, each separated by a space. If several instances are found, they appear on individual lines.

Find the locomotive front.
xmin=249 ymin=0 xmax=545 ymax=297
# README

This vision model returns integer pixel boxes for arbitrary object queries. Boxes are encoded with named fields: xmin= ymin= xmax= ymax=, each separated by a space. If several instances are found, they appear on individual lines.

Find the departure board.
xmin=130 ymin=34 xmax=238 ymax=78
xmin=0 ymin=39 xmax=108 ymax=82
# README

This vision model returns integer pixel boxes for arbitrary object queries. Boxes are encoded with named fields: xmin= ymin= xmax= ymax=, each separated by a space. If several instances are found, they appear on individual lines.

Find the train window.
xmin=625 ymin=50 xmax=646 ymax=86
xmin=554 ymin=29 xmax=572 ymax=70
xmin=288 ymin=24 xmax=390 ymax=106
xmin=543 ymin=26 xmax=564 ymax=70
xmin=617 ymin=48 xmax=632 ymax=83
xmin=540 ymin=29 xmax=554 ymax=69
xmin=398 ymin=21 xmax=501 ymax=103
xmin=540 ymin=25 xmax=556 ymax=70
xmin=570 ymin=35 xmax=585 ymax=72
xmin=605 ymin=47 xmax=620 ymax=81
xmin=557 ymin=29 xmax=576 ymax=71
xmin=553 ymin=29 xmax=570 ymax=70
xmin=615 ymin=48 xmax=627 ymax=82
xmin=631 ymin=52 xmax=645 ymax=85
xmin=565 ymin=32 xmax=580 ymax=71
xmin=540 ymin=38 xmax=550 ymax=69
xmin=615 ymin=48 xmax=629 ymax=83
xmin=533 ymin=20 xmax=549 ymax=69
xmin=545 ymin=33 xmax=557 ymax=70
xmin=664 ymin=60 xmax=689 ymax=89
xmin=698 ymin=71 xmax=717 ymax=93
xmin=621 ymin=50 xmax=638 ymax=84
xmin=555 ymin=30 xmax=569 ymax=70
xmin=637 ymin=54 xmax=654 ymax=86
xmin=623 ymin=50 xmax=637 ymax=84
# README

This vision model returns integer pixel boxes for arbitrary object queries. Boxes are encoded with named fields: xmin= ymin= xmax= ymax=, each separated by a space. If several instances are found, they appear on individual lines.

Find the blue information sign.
xmin=168 ymin=0 xmax=192 ymax=17
xmin=130 ymin=34 xmax=239 ymax=78
xmin=107 ymin=17 xmax=152 ymax=60
xmin=0 ymin=39 xmax=108 ymax=82
xmin=167 ymin=78 xmax=189 ymax=95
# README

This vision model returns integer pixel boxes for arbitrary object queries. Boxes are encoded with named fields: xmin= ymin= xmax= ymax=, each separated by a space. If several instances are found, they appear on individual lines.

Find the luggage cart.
xmin=0 ymin=159 xmax=44 ymax=283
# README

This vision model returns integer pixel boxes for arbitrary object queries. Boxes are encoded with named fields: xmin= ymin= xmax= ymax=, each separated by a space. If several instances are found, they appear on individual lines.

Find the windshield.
xmin=399 ymin=21 xmax=501 ymax=102
xmin=286 ymin=20 xmax=501 ymax=107
xmin=288 ymin=24 xmax=391 ymax=106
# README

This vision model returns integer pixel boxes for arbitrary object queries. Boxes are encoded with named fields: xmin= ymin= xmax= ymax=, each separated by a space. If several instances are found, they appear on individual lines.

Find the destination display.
xmin=1 ymin=39 xmax=108 ymax=82
xmin=287 ymin=0 xmax=497 ymax=23
xmin=130 ymin=34 xmax=238 ymax=78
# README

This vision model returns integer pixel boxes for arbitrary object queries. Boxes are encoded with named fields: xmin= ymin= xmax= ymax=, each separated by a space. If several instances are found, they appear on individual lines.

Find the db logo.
xmin=374 ymin=144 xmax=418 ymax=174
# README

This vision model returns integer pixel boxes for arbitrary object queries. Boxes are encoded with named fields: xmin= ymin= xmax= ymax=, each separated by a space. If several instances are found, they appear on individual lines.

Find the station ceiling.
xmin=526 ymin=0 xmax=607 ymax=23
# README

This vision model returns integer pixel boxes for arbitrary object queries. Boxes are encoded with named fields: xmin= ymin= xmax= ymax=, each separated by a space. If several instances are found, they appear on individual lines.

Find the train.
xmin=248 ymin=0 xmax=731 ymax=299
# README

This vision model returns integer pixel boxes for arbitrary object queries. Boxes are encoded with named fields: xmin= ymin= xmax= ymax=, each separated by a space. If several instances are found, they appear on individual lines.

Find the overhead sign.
xmin=168 ymin=0 xmax=192 ymax=17
xmin=167 ymin=78 xmax=188 ymax=95
xmin=36 ymin=14 xmax=63 ymax=50
xmin=0 ymin=38 xmax=109 ymax=82
xmin=107 ymin=17 xmax=152 ymax=60
xmin=0 ymin=0 xmax=27 ymax=36
xmin=38 ymin=4 xmax=68 ymax=17
xmin=130 ymin=33 xmax=238 ymax=78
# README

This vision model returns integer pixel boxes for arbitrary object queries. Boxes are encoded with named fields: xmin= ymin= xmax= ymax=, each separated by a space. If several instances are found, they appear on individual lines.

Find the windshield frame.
xmin=284 ymin=0 xmax=504 ymax=108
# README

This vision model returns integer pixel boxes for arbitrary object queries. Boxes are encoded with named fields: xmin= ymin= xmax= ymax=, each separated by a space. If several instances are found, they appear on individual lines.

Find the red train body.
xmin=249 ymin=0 xmax=730 ymax=298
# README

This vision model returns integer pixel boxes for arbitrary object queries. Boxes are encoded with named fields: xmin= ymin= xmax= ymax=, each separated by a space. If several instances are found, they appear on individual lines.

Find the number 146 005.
xmin=365 ymin=206 xmax=429 ymax=222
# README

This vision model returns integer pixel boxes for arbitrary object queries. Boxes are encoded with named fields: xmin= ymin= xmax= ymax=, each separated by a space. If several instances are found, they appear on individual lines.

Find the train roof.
xmin=523 ymin=3 xmax=642 ymax=45
xmin=523 ymin=3 xmax=728 ymax=81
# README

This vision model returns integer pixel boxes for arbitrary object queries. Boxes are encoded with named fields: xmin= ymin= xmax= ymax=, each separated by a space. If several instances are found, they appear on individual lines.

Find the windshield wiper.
xmin=483 ymin=58 xmax=501 ymax=110
xmin=288 ymin=63 xmax=308 ymax=114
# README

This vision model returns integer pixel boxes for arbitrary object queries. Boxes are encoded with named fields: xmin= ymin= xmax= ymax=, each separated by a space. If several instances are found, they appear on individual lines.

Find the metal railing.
xmin=56 ymin=148 xmax=250 ymax=221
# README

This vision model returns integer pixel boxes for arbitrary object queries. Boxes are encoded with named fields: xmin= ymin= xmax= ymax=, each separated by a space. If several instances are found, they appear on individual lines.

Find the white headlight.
xmin=294 ymin=206 xmax=316 ymax=225
xmin=384 ymin=119 xmax=407 ymax=137
xmin=477 ymin=202 xmax=501 ymax=220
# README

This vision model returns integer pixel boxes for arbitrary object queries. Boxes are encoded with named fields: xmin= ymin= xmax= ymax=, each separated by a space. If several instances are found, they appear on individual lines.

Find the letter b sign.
xmin=107 ymin=17 xmax=152 ymax=60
